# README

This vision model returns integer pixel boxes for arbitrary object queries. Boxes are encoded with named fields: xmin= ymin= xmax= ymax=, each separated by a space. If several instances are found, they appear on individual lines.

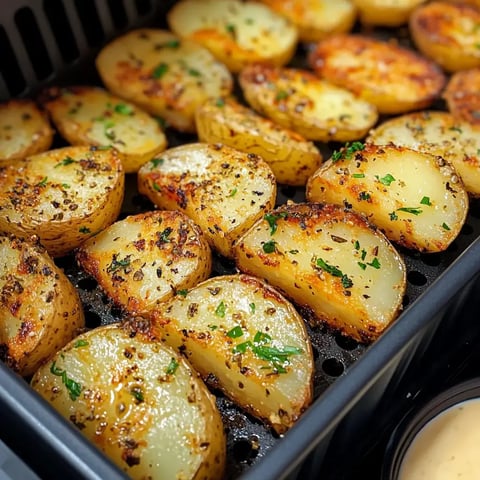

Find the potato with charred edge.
xmin=167 ymin=0 xmax=298 ymax=73
xmin=31 ymin=322 xmax=226 ymax=480
xmin=308 ymin=34 xmax=446 ymax=115
xmin=234 ymin=202 xmax=406 ymax=343
xmin=0 ymin=145 xmax=124 ymax=257
xmin=239 ymin=64 xmax=378 ymax=142
xmin=306 ymin=143 xmax=468 ymax=252
xmin=152 ymin=274 xmax=313 ymax=434
xmin=195 ymin=96 xmax=322 ymax=186
xmin=367 ymin=111 xmax=480 ymax=198
xmin=410 ymin=2 xmax=480 ymax=72
xmin=0 ymin=99 xmax=54 ymax=164
xmin=76 ymin=210 xmax=212 ymax=316
xmin=352 ymin=0 xmax=426 ymax=27
xmin=0 ymin=234 xmax=84 ymax=377
xmin=40 ymin=86 xmax=167 ymax=174
xmin=138 ymin=143 xmax=277 ymax=258
xmin=96 ymin=29 xmax=233 ymax=133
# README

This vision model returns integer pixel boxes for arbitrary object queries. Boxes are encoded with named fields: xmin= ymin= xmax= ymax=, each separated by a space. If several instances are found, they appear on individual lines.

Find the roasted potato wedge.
xmin=352 ymin=0 xmax=426 ymax=26
xmin=0 ymin=234 xmax=84 ymax=377
xmin=0 ymin=145 xmax=124 ymax=257
xmin=308 ymin=34 xmax=446 ymax=114
xmin=410 ymin=1 xmax=480 ymax=72
xmin=96 ymin=29 xmax=233 ymax=132
xmin=76 ymin=210 xmax=212 ymax=316
xmin=239 ymin=64 xmax=378 ymax=142
xmin=443 ymin=68 xmax=480 ymax=126
xmin=152 ymin=274 xmax=313 ymax=433
xmin=40 ymin=86 xmax=167 ymax=174
xmin=366 ymin=111 xmax=480 ymax=197
xmin=195 ymin=96 xmax=322 ymax=186
xmin=31 ymin=322 xmax=225 ymax=480
xmin=0 ymin=99 xmax=54 ymax=164
xmin=255 ymin=0 xmax=357 ymax=42
xmin=306 ymin=143 xmax=469 ymax=252
xmin=167 ymin=0 xmax=298 ymax=73
xmin=234 ymin=202 xmax=406 ymax=343
xmin=138 ymin=143 xmax=277 ymax=258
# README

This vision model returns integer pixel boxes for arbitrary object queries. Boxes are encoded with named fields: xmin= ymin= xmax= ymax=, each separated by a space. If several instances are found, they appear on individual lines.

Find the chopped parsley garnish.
xmin=264 ymin=212 xmax=288 ymax=235
xmin=208 ymin=324 xmax=218 ymax=330
xmin=215 ymin=301 xmax=226 ymax=318
xmin=389 ymin=211 xmax=399 ymax=221
xmin=226 ymin=326 xmax=243 ymax=338
xmin=114 ymin=103 xmax=134 ymax=115
xmin=397 ymin=207 xmax=423 ymax=215
xmin=158 ymin=227 xmax=173 ymax=243
xmin=73 ymin=339 xmax=89 ymax=348
xmin=249 ymin=302 xmax=256 ymax=314
xmin=262 ymin=240 xmax=277 ymax=253
xmin=331 ymin=141 xmax=365 ymax=163
xmin=152 ymin=62 xmax=169 ymax=79
xmin=153 ymin=182 xmax=161 ymax=192
xmin=420 ymin=196 xmax=432 ymax=206
xmin=79 ymin=226 xmax=91 ymax=234
xmin=176 ymin=289 xmax=188 ymax=297
xmin=55 ymin=156 xmax=76 ymax=168
xmin=376 ymin=173 xmax=396 ymax=186
xmin=188 ymin=67 xmax=201 ymax=77
xmin=107 ymin=255 xmax=131 ymax=273
xmin=215 ymin=98 xmax=225 ymax=108
xmin=226 ymin=23 xmax=236 ymax=36
xmin=150 ymin=157 xmax=164 ymax=168
xmin=359 ymin=191 xmax=371 ymax=201
xmin=354 ymin=240 xmax=360 ymax=250
xmin=62 ymin=183 xmax=70 ymax=189
xmin=161 ymin=39 xmax=180 ymax=49
xmin=315 ymin=258 xmax=353 ymax=288
xmin=358 ymin=262 xmax=367 ymax=270
xmin=289 ymin=249 xmax=299 ymax=254
xmin=442 ymin=222 xmax=451 ymax=231
xmin=367 ymin=258 xmax=381 ymax=269
xmin=449 ymin=126 xmax=463 ymax=134
xmin=50 ymin=361 xmax=82 ymax=401
xmin=275 ymin=90 xmax=289 ymax=101
xmin=227 ymin=188 xmax=237 ymax=197
xmin=130 ymin=386 xmax=144 ymax=403
xmin=165 ymin=357 xmax=179 ymax=375
xmin=36 ymin=176 xmax=48 ymax=187
xmin=352 ymin=173 xmax=365 ymax=178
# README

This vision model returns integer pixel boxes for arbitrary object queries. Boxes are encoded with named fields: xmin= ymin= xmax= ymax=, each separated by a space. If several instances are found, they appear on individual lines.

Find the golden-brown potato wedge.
xmin=152 ymin=274 xmax=313 ymax=434
xmin=167 ymin=0 xmax=298 ymax=73
xmin=40 ymin=86 xmax=167 ymax=174
xmin=308 ymin=34 xmax=446 ymax=114
xmin=0 ymin=145 xmax=124 ymax=257
xmin=255 ymin=0 xmax=357 ymax=42
xmin=353 ymin=0 xmax=426 ymax=26
xmin=0 ymin=234 xmax=84 ymax=377
xmin=306 ymin=143 xmax=468 ymax=252
xmin=443 ymin=68 xmax=480 ymax=125
xmin=410 ymin=2 xmax=480 ymax=72
xmin=76 ymin=210 xmax=212 ymax=316
xmin=138 ymin=143 xmax=277 ymax=258
xmin=234 ymin=202 xmax=406 ymax=343
xmin=195 ymin=96 xmax=322 ymax=186
xmin=31 ymin=322 xmax=225 ymax=480
xmin=96 ymin=29 xmax=233 ymax=133
xmin=0 ymin=99 xmax=54 ymax=164
xmin=239 ymin=64 xmax=378 ymax=142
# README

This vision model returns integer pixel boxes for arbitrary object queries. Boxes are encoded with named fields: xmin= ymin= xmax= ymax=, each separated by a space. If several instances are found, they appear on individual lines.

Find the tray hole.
xmin=110 ymin=304 xmax=124 ymax=319
xmin=278 ymin=185 xmax=297 ymax=200
xmin=84 ymin=309 xmax=102 ymax=328
xmin=420 ymin=253 xmax=442 ymax=267
xmin=107 ymin=0 xmax=128 ymax=30
xmin=321 ymin=358 xmax=344 ymax=377
xmin=0 ymin=26 xmax=26 ymax=96
xmin=232 ymin=437 xmax=260 ymax=464
xmin=15 ymin=7 xmax=53 ymax=81
xmin=407 ymin=270 xmax=427 ymax=286
xmin=77 ymin=277 xmax=98 ymax=291
xmin=134 ymin=0 xmax=154 ymax=16
xmin=461 ymin=223 xmax=474 ymax=236
xmin=335 ymin=334 xmax=358 ymax=351
xmin=43 ymin=0 xmax=80 ymax=63
xmin=74 ymin=0 xmax=104 ymax=47
xmin=402 ymin=294 xmax=410 ymax=308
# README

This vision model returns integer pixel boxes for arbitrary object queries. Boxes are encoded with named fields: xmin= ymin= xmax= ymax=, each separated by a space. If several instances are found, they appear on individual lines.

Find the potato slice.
xmin=138 ymin=143 xmax=277 ymax=258
xmin=0 ymin=99 xmax=54 ymax=164
xmin=234 ymin=202 xmax=406 ymax=343
xmin=308 ymin=34 xmax=446 ymax=114
xmin=239 ymin=64 xmax=378 ymax=142
xmin=306 ymin=143 xmax=468 ymax=252
xmin=410 ymin=2 xmax=480 ymax=72
xmin=250 ymin=0 xmax=357 ymax=43
xmin=352 ymin=0 xmax=426 ymax=26
xmin=96 ymin=29 xmax=233 ymax=133
xmin=76 ymin=210 xmax=212 ymax=316
xmin=0 ymin=234 xmax=84 ymax=377
xmin=40 ymin=86 xmax=167 ymax=174
xmin=152 ymin=274 xmax=313 ymax=433
xmin=443 ymin=68 xmax=480 ymax=126
xmin=195 ymin=96 xmax=322 ymax=186
xmin=31 ymin=322 xmax=225 ymax=480
xmin=0 ymin=145 xmax=124 ymax=257
xmin=366 ymin=111 xmax=480 ymax=197
xmin=167 ymin=0 xmax=298 ymax=73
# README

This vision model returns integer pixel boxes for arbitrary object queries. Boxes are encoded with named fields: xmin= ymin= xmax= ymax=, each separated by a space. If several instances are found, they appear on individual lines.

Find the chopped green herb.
xmin=107 ymin=255 xmax=131 ymax=274
xmin=449 ymin=126 xmax=463 ymax=133
xmin=420 ymin=196 xmax=432 ymax=206
xmin=442 ymin=222 xmax=451 ymax=231
xmin=62 ymin=183 xmax=70 ymax=189
xmin=341 ymin=275 xmax=353 ymax=288
xmin=397 ymin=207 xmax=423 ymax=216
xmin=161 ymin=39 xmax=180 ymax=49
xmin=153 ymin=182 xmax=161 ymax=192
xmin=165 ymin=357 xmax=179 ymax=375
xmin=358 ymin=262 xmax=367 ymax=270
xmin=264 ymin=212 xmax=288 ymax=235
xmin=389 ymin=211 xmax=398 ymax=221
xmin=254 ymin=331 xmax=272 ymax=345
xmin=114 ymin=103 xmax=134 ymax=115
xmin=332 ymin=142 xmax=365 ymax=162
xmin=232 ymin=341 xmax=251 ymax=355
xmin=158 ymin=227 xmax=173 ymax=243
xmin=152 ymin=62 xmax=169 ymax=79
xmin=376 ymin=173 xmax=396 ymax=186
xmin=262 ymin=240 xmax=277 ymax=254
xmin=208 ymin=324 xmax=218 ymax=330
xmin=316 ymin=258 xmax=342 ymax=277
xmin=177 ymin=289 xmax=188 ymax=297
xmin=361 ymin=249 xmax=367 ymax=261
xmin=50 ymin=361 xmax=82 ymax=401
xmin=36 ymin=176 xmax=48 ymax=187
xmin=215 ymin=98 xmax=225 ymax=107
xmin=55 ymin=156 xmax=76 ymax=168
xmin=367 ymin=258 xmax=381 ymax=269
xmin=359 ymin=191 xmax=371 ymax=201
xmin=188 ymin=67 xmax=201 ymax=77
xmin=352 ymin=173 xmax=365 ymax=178
xmin=74 ymin=339 xmax=89 ymax=348
xmin=226 ymin=23 xmax=236 ymax=36
xmin=215 ymin=301 xmax=226 ymax=318
xmin=130 ymin=386 xmax=144 ymax=402
xmin=289 ymin=249 xmax=299 ymax=254
xmin=79 ymin=226 xmax=91 ymax=234
xmin=150 ymin=157 xmax=164 ymax=168
xmin=331 ymin=150 xmax=343 ymax=162
xmin=227 ymin=326 xmax=243 ymax=338
xmin=249 ymin=302 xmax=256 ymax=314
xmin=275 ymin=90 xmax=289 ymax=101
xmin=227 ymin=188 xmax=238 ymax=197
xmin=354 ymin=240 xmax=360 ymax=250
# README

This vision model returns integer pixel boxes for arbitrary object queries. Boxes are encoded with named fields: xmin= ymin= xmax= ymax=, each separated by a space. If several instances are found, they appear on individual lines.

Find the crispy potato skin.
xmin=234 ymin=202 xmax=406 ymax=343
xmin=0 ymin=235 xmax=84 ymax=377
xmin=309 ymin=34 xmax=446 ymax=114
xmin=31 ymin=322 xmax=226 ymax=480
xmin=443 ymin=68 xmax=480 ymax=125
xmin=0 ymin=145 xmax=124 ymax=257
xmin=76 ymin=210 xmax=212 ymax=316
xmin=96 ymin=29 xmax=233 ymax=132
xmin=152 ymin=274 xmax=313 ymax=433
xmin=410 ymin=2 xmax=480 ymax=72
xmin=353 ymin=0 xmax=427 ymax=26
xmin=0 ymin=99 xmax=54 ymax=164
xmin=239 ymin=64 xmax=378 ymax=142
xmin=138 ymin=143 xmax=277 ymax=258
xmin=306 ymin=144 xmax=468 ymax=252
xmin=195 ymin=96 xmax=322 ymax=186
xmin=167 ymin=0 xmax=298 ymax=72
xmin=256 ymin=0 xmax=357 ymax=42
xmin=40 ymin=86 xmax=167 ymax=174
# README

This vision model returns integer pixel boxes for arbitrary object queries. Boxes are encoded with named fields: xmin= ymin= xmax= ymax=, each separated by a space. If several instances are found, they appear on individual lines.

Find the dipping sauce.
xmin=399 ymin=398 xmax=480 ymax=480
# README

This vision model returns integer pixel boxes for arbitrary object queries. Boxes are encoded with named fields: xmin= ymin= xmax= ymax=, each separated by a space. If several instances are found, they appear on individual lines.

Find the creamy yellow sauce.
xmin=399 ymin=399 xmax=480 ymax=480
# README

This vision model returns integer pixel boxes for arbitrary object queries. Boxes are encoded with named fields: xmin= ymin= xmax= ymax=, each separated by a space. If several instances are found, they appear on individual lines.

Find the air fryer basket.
xmin=1 ymin=1 xmax=480 ymax=479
